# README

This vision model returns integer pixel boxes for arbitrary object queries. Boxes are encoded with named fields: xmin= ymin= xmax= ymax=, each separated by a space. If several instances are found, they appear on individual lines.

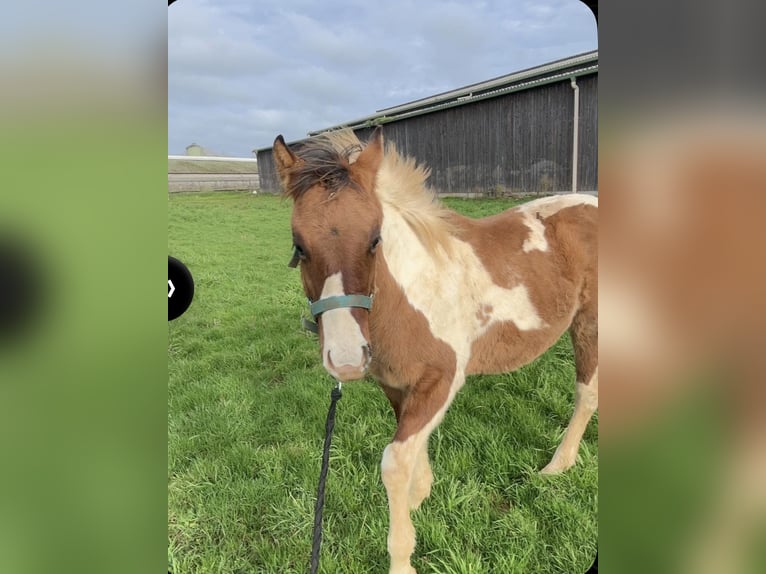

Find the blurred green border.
xmin=0 ymin=59 xmax=168 ymax=574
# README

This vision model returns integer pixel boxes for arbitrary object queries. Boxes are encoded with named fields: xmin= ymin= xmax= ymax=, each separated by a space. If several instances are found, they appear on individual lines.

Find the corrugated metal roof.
xmin=376 ymin=50 xmax=597 ymax=115
xmin=306 ymin=51 xmax=597 ymax=136
xmin=255 ymin=50 xmax=597 ymax=151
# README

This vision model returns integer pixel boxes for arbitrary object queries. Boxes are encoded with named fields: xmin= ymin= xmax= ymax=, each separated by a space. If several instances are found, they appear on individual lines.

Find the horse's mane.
xmin=307 ymin=129 xmax=457 ymax=256
xmin=282 ymin=132 xmax=362 ymax=200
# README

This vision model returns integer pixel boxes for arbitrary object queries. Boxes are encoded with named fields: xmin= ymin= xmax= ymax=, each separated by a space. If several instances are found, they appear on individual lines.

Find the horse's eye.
xmin=370 ymin=236 xmax=382 ymax=254
xmin=294 ymin=244 xmax=307 ymax=259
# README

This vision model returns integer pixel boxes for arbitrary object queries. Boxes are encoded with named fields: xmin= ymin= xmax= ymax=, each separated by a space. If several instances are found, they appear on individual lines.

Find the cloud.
xmin=168 ymin=0 xmax=597 ymax=155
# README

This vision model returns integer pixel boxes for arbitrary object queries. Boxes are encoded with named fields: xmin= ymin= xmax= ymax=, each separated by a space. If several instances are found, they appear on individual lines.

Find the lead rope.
xmin=309 ymin=381 xmax=342 ymax=574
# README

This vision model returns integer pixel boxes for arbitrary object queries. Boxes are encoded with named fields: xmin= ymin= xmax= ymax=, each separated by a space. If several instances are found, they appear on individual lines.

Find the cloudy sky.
xmin=168 ymin=0 xmax=597 ymax=156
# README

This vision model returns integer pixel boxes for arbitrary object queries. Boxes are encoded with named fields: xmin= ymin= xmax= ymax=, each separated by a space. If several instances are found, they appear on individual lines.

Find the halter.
xmin=299 ymin=294 xmax=374 ymax=334
xmin=288 ymin=247 xmax=374 ymax=333
xmin=309 ymin=294 xmax=373 ymax=317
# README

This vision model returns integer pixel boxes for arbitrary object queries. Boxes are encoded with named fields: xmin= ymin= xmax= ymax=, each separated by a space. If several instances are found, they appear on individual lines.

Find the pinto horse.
xmin=273 ymin=128 xmax=598 ymax=574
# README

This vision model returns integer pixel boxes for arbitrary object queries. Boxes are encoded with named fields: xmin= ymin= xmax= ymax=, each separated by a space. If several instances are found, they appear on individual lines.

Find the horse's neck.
xmin=370 ymin=204 xmax=454 ymax=338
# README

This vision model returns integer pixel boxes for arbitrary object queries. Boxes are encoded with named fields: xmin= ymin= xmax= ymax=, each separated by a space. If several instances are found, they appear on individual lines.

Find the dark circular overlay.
xmin=168 ymin=256 xmax=194 ymax=321
xmin=0 ymin=235 xmax=45 ymax=342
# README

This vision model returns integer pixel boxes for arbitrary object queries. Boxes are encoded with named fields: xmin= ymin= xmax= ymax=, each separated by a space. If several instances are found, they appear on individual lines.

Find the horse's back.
xmin=454 ymin=193 xmax=597 ymax=281
xmin=474 ymin=193 xmax=597 ymax=240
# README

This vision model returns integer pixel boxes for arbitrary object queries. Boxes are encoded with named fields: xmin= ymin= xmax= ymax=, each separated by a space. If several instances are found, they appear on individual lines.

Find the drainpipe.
xmin=570 ymin=76 xmax=579 ymax=193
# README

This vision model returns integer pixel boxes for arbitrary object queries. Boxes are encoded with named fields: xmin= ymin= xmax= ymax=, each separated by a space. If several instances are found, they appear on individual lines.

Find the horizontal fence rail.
xmin=168 ymin=156 xmax=260 ymax=193
xmin=168 ymin=155 xmax=259 ymax=162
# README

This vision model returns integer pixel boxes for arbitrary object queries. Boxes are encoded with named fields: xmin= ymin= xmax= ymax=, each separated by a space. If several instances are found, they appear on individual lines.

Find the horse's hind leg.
xmin=542 ymin=306 xmax=598 ymax=474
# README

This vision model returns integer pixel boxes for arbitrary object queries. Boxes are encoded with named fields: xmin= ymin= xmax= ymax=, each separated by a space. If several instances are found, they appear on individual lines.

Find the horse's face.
xmin=273 ymin=129 xmax=384 ymax=381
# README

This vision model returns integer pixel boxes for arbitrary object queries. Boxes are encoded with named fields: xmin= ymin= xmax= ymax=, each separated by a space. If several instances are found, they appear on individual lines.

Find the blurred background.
xmin=600 ymin=1 xmax=766 ymax=572
xmin=0 ymin=2 xmax=167 ymax=574
xmin=1 ymin=1 xmax=765 ymax=573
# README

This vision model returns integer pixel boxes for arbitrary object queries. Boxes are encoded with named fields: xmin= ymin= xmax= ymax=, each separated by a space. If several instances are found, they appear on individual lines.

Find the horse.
xmin=272 ymin=127 xmax=598 ymax=574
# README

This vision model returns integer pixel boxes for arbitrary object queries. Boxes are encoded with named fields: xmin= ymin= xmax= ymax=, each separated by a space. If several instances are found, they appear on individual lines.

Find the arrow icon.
xmin=168 ymin=256 xmax=194 ymax=320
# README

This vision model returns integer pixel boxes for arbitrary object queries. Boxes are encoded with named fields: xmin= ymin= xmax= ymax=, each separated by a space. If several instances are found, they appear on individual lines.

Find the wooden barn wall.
xmin=576 ymin=74 xmax=598 ymax=191
xmin=257 ymin=73 xmax=597 ymax=195
xmin=257 ymin=146 xmax=279 ymax=195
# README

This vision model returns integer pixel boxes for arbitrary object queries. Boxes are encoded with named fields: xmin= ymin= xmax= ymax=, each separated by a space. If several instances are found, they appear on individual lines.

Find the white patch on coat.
xmin=380 ymin=203 xmax=544 ymax=382
xmin=519 ymin=193 xmax=598 ymax=252
xmin=521 ymin=193 xmax=598 ymax=217
xmin=521 ymin=211 xmax=548 ymax=252
xmin=319 ymin=272 xmax=368 ymax=375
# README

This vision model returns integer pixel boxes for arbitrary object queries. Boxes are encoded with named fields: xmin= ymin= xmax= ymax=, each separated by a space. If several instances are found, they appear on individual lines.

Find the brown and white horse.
xmin=273 ymin=128 xmax=598 ymax=574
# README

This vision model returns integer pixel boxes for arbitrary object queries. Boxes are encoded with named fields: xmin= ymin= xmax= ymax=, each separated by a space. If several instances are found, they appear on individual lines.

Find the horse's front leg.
xmin=381 ymin=435 xmax=424 ymax=574
xmin=408 ymin=440 xmax=432 ymax=510
xmin=379 ymin=382 xmax=433 ymax=511
xmin=380 ymin=368 xmax=453 ymax=574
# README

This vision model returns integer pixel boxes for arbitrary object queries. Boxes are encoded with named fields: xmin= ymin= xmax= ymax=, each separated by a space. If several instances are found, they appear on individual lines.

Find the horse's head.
xmin=273 ymin=128 xmax=385 ymax=382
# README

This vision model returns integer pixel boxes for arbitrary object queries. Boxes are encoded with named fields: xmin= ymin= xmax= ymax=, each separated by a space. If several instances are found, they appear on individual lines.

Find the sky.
xmin=168 ymin=0 xmax=597 ymax=157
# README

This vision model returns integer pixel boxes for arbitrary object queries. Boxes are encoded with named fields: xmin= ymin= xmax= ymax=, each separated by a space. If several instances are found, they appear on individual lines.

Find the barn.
xmin=256 ymin=50 xmax=597 ymax=197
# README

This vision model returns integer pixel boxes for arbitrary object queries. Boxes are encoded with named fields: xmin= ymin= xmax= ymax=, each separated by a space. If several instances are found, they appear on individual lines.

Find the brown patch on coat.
xmin=570 ymin=301 xmax=598 ymax=384
xmin=475 ymin=304 xmax=493 ymax=327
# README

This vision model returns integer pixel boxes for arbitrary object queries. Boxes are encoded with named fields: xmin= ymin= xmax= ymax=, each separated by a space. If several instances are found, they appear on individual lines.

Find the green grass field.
xmin=168 ymin=192 xmax=597 ymax=574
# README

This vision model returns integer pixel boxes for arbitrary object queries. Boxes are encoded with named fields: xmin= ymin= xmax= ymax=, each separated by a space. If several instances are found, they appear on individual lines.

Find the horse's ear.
xmin=352 ymin=127 xmax=383 ymax=190
xmin=273 ymin=135 xmax=300 ymax=192
xmin=273 ymin=135 xmax=297 ymax=171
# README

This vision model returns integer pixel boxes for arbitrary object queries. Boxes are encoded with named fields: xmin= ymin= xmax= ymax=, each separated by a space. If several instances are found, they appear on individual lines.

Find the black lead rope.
xmin=309 ymin=382 xmax=342 ymax=574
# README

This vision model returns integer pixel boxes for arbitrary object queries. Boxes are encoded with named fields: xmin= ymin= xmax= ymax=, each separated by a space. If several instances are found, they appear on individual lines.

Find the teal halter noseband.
xmin=289 ymin=247 xmax=374 ymax=334
xmin=299 ymin=294 xmax=373 ymax=334
xmin=309 ymin=294 xmax=374 ymax=317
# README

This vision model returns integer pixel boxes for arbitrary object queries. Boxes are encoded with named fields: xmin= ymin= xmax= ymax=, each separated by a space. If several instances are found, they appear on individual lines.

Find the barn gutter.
xmin=570 ymin=76 xmax=580 ymax=193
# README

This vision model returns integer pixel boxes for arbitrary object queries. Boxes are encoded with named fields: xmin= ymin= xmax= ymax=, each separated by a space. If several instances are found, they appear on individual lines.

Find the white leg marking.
xmin=408 ymin=440 xmax=433 ymax=511
xmin=541 ymin=367 xmax=598 ymax=474
xmin=380 ymin=377 xmax=460 ymax=574
xmin=319 ymin=272 xmax=368 ymax=377
xmin=381 ymin=437 xmax=422 ymax=574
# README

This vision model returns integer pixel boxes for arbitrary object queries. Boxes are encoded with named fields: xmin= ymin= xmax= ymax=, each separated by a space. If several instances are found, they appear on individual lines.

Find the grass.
xmin=168 ymin=192 xmax=597 ymax=574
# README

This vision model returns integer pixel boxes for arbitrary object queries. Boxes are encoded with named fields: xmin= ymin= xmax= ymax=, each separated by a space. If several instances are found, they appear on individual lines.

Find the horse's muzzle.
xmin=326 ymin=344 xmax=371 ymax=381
